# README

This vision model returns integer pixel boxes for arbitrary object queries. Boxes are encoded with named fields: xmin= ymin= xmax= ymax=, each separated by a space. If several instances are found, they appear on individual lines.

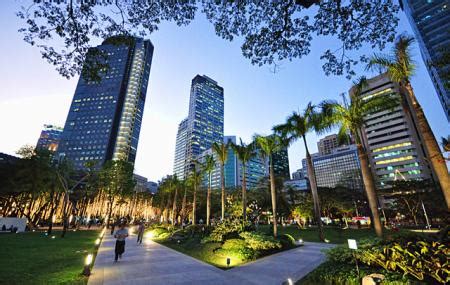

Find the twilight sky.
xmin=0 ymin=2 xmax=448 ymax=182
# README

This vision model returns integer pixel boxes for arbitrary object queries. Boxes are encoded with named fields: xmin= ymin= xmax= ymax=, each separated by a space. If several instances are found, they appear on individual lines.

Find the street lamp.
xmin=83 ymin=254 xmax=93 ymax=276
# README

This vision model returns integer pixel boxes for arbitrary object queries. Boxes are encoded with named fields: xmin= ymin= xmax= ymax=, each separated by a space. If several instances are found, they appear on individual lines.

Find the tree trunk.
xmin=356 ymin=143 xmax=383 ymax=238
xmin=402 ymin=83 xmax=450 ymax=210
xmin=171 ymin=187 xmax=178 ymax=225
xmin=304 ymin=137 xmax=325 ymax=242
xmin=207 ymin=173 xmax=211 ymax=226
xmin=242 ymin=165 xmax=247 ymax=221
xmin=192 ymin=182 xmax=197 ymax=225
xmin=221 ymin=163 xmax=225 ymax=221
xmin=269 ymin=158 xmax=278 ymax=237
xmin=181 ymin=185 xmax=187 ymax=224
xmin=61 ymin=191 xmax=70 ymax=238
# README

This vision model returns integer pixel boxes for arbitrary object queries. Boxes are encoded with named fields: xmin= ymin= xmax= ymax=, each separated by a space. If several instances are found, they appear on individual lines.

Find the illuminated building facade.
xmin=402 ymin=0 xmax=449 ymax=121
xmin=36 ymin=124 xmax=63 ymax=152
xmin=58 ymin=36 xmax=154 ymax=170
xmin=351 ymin=73 xmax=431 ymax=187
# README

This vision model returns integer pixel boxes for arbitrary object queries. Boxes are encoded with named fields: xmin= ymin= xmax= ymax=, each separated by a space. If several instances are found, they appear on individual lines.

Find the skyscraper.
xmin=36 ymin=124 xmax=63 ymax=152
xmin=317 ymin=134 xmax=339 ymax=155
xmin=58 ymin=36 xmax=154 ymax=170
xmin=173 ymin=75 xmax=224 ymax=178
xmin=272 ymin=147 xmax=290 ymax=180
xmin=351 ymin=73 xmax=431 ymax=187
xmin=402 ymin=0 xmax=450 ymax=121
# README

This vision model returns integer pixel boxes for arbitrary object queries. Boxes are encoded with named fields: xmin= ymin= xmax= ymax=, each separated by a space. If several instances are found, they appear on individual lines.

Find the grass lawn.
xmin=0 ymin=230 xmax=100 ymax=285
xmin=260 ymin=225 xmax=400 ymax=244
xmin=158 ymin=236 xmax=245 ymax=269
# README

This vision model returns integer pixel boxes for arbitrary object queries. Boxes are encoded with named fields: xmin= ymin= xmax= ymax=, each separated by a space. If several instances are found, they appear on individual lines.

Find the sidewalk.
xmin=88 ymin=231 xmax=334 ymax=285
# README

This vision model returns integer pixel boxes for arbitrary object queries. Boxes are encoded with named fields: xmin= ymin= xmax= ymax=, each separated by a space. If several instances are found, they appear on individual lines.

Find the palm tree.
xmin=231 ymin=138 xmax=255 ymax=221
xmin=212 ymin=141 xmax=229 ymax=221
xmin=203 ymin=154 xmax=216 ymax=226
xmin=273 ymin=103 xmax=325 ymax=241
xmin=254 ymin=134 xmax=284 ymax=237
xmin=188 ymin=161 xmax=202 ymax=225
xmin=319 ymin=77 xmax=399 ymax=238
xmin=367 ymin=34 xmax=450 ymax=210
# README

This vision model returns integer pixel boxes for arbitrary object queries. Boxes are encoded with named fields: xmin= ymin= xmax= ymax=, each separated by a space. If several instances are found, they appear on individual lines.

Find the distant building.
xmin=272 ymin=147 xmax=290 ymax=180
xmin=173 ymin=75 xmax=224 ymax=179
xmin=402 ymin=0 xmax=450 ymax=121
xmin=284 ymin=179 xmax=309 ymax=192
xmin=0 ymin=153 xmax=19 ymax=165
xmin=302 ymin=145 xmax=363 ymax=190
xmin=146 ymin=181 xmax=158 ymax=193
xmin=57 ymin=36 xmax=154 ymax=170
xmin=36 ymin=124 xmax=63 ymax=152
xmin=196 ymin=135 xmax=267 ymax=190
xmin=173 ymin=118 xmax=189 ymax=180
xmin=317 ymin=134 xmax=339 ymax=155
xmin=351 ymin=73 xmax=432 ymax=187
xmin=134 ymin=174 xmax=148 ymax=193
xmin=292 ymin=168 xmax=305 ymax=180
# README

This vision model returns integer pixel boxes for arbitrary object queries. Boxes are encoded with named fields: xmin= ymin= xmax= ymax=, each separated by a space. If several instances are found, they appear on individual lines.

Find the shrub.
xmin=279 ymin=234 xmax=296 ymax=249
xmin=201 ymin=219 xmax=251 ymax=243
xmin=325 ymin=246 xmax=354 ymax=264
xmin=239 ymin=231 xmax=281 ymax=251
xmin=216 ymin=238 xmax=255 ymax=260
xmin=358 ymin=239 xmax=449 ymax=284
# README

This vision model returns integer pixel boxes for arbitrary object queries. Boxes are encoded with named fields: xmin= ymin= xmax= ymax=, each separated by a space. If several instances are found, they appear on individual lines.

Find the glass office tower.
xmin=58 ymin=36 xmax=154 ymax=170
xmin=302 ymin=145 xmax=363 ymax=190
xmin=174 ymin=75 xmax=224 ymax=179
xmin=402 ymin=0 xmax=450 ymax=121
xmin=272 ymin=147 xmax=290 ymax=181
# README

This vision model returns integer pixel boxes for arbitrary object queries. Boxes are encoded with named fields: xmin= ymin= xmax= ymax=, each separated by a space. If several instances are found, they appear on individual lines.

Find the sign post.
xmin=348 ymin=239 xmax=359 ymax=278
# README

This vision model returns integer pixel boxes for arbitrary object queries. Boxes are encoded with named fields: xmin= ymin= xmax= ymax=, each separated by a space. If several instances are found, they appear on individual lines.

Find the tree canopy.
xmin=17 ymin=0 xmax=400 ymax=80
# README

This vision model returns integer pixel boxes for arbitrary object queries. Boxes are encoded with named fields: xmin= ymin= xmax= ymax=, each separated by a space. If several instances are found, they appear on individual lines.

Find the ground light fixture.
xmin=95 ymin=238 xmax=101 ymax=246
xmin=226 ymin=257 xmax=230 ymax=267
xmin=83 ymin=254 xmax=93 ymax=276
xmin=287 ymin=278 xmax=294 ymax=285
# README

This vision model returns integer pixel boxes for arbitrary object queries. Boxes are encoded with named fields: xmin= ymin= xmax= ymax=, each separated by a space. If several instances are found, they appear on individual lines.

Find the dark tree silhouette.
xmin=17 ymin=1 xmax=399 ymax=80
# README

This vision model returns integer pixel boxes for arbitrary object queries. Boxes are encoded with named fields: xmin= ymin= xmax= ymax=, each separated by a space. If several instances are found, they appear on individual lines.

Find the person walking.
xmin=113 ymin=223 xmax=129 ymax=262
xmin=137 ymin=222 xmax=145 ymax=244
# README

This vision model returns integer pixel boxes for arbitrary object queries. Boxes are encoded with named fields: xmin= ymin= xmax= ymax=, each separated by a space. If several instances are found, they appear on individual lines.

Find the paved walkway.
xmin=88 ymin=231 xmax=334 ymax=285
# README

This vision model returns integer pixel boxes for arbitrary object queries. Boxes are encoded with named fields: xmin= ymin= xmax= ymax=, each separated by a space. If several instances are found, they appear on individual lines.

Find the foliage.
xmin=358 ymin=239 xmax=449 ymax=283
xmin=201 ymin=219 xmax=251 ymax=243
xmin=216 ymin=238 xmax=255 ymax=260
xmin=279 ymin=233 xmax=296 ymax=249
xmin=239 ymin=231 xmax=281 ymax=251
xmin=17 ymin=1 xmax=400 ymax=79
xmin=299 ymin=260 xmax=417 ymax=285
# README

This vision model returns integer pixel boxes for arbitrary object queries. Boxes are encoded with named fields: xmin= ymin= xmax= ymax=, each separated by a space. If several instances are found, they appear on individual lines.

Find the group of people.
xmin=112 ymin=220 xmax=146 ymax=262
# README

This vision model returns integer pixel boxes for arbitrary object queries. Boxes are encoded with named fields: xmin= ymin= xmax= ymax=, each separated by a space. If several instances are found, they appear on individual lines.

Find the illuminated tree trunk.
xmin=304 ymin=136 xmax=325 ymax=242
xmin=207 ymin=172 xmax=212 ymax=226
xmin=356 ymin=143 xmax=383 ymax=238
xmin=242 ymin=165 xmax=247 ymax=221
xmin=269 ymin=157 xmax=278 ymax=237
xmin=402 ymin=83 xmax=450 ymax=210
